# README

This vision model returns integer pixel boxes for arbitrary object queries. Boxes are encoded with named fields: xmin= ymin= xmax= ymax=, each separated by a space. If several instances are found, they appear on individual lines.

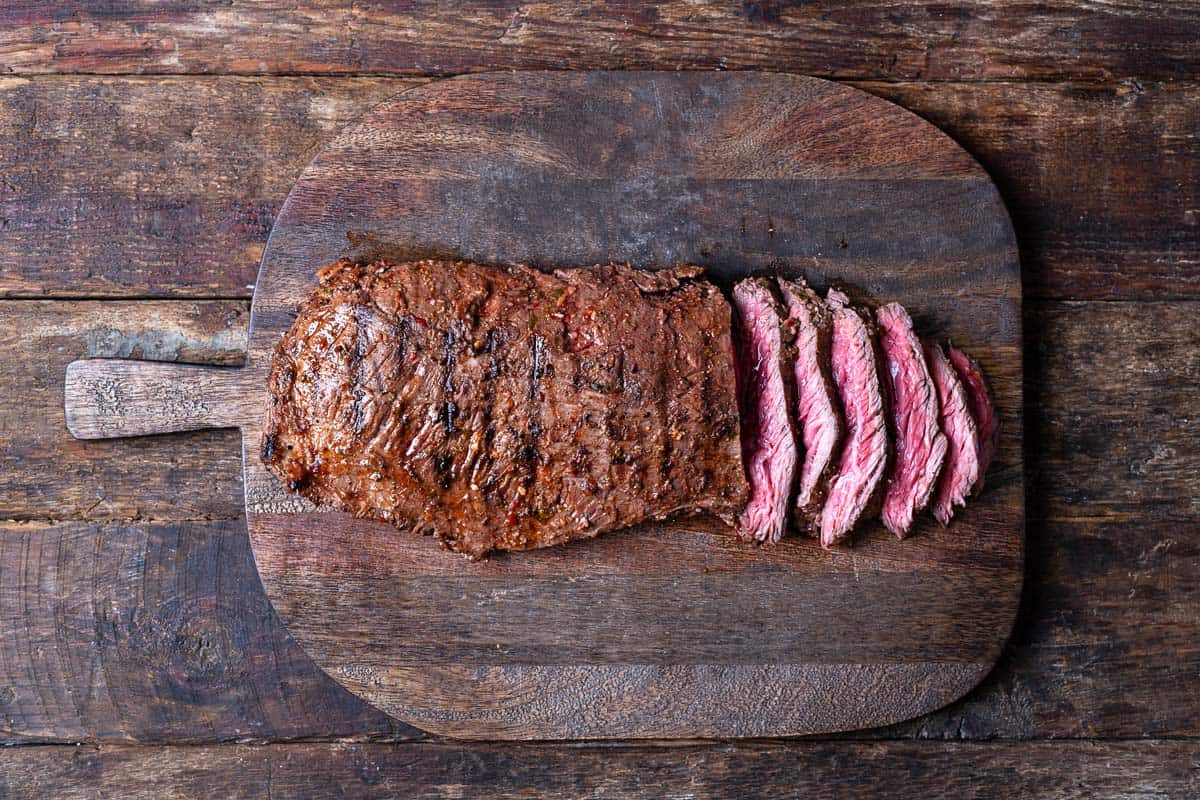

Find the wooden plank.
xmin=1026 ymin=300 xmax=1200 ymax=522
xmin=0 ymin=519 xmax=411 ymax=743
xmin=990 ymin=300 xmax=1200 ymax=738
xmin=1 ymin=77 xmax=1194 ymax=300
xmin=0 ymin=76 xmax=416 ymax=298
xmin=273 ymin=571 xmax=1016 ymax=665
xmin=1 ymin=741 xmax=1198 ymax=799
xmin=0 ymin=300 xmax=250 ymax=522
xmin=1 ymin=1 xmax=1197 ymax=81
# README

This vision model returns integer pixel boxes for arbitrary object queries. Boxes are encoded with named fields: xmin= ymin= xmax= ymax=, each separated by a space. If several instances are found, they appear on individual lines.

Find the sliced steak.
xmin=925 ymin=341 xmax=981 ymax=525
xmin=819 ymin=289 xmax=890 ymax=546
xmin=731 ymin=278 xmax=799 ymax=543
xmin=777 ymin=277 xmax=843 ymax=534
xmin=876 ymin=303 xmax=947 ymax=538
xmin=949 ymin=346 xmax=999 ymax=492
xmin=262 ymin=259 xmax=749 ymax=558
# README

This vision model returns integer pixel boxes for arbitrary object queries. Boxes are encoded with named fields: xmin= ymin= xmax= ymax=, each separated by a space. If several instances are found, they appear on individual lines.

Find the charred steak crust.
xmin=819 ymin=289 xmax=891 ymax=547
xmin=876 ymin=303 xmax=948 ymax=538
xmin=731 ymin=278 xmax=800 ymax=543
xmin=261 ymin=259 xmax=749 ymax=558
xmin=776 ymin=278 xmax=844 ymax=535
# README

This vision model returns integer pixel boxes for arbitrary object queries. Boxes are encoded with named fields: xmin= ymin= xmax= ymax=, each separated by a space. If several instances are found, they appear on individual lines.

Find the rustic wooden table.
xmin=1 ymin=4 xmax=1197 ymax=798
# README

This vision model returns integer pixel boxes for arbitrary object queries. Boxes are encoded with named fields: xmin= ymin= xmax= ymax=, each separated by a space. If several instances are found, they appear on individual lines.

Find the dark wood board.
xmin=63 ymin=71 xmax=1022 ymax=739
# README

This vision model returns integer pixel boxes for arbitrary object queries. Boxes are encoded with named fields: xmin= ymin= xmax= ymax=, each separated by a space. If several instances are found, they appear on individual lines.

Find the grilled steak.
xmin=731 ymin=278 xmax=799 ymax=543
xmin=261 ymin=259 xmax=749 ymax=558
xmin=820 ymin=289 xmax=890 ymax=546
xmin=876 ymin=303 xmax=947 ymax=538
xmin=925 ymin=341 xmax=981 ymax=525
xmin=948 ymin=347 xmax=998 ymax=493
xmin=777 ymin=278 xmax=843 ymax=534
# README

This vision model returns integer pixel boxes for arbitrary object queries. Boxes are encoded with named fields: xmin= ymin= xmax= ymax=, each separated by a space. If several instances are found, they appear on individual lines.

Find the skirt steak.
xmin=731 ymin=278 xmax=799 ymax=543
xmin=949 ymin=346 xmax=999 ymax=493
xmin=819 ymin=289 xmax=891 ymax=547
xmin=877 ymin=303 xmax=947 ymax=538
xmin=261 ymin=259 xmax=749 ymax=558
xmin=777 ymin=278 xmax=843 ymax=535
xmin=926 ymin=341 xmax=982 ymax=526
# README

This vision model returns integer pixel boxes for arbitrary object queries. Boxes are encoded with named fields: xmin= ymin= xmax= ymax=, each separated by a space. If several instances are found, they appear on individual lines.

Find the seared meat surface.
xmin=261 ymin=259 xmax=749 ymax=558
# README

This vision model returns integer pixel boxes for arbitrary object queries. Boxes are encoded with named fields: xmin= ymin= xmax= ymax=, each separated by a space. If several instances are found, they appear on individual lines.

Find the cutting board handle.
xmin=64 ymin=359 xmax=261 ymax=440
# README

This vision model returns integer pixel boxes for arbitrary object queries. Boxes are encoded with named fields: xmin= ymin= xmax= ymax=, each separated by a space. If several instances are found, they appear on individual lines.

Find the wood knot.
xmin=124 ymin=597 xmax=236 ymax=697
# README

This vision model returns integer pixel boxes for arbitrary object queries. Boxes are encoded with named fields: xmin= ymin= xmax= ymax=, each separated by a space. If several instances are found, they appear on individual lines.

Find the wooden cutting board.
xmin=64 ymin=71 xmax=1023 ymax=740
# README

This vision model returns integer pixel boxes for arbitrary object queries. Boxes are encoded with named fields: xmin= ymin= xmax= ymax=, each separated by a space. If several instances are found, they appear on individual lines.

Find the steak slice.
xmin=731 ymin=278 xmax=799 ymax=543
xmin=876 ymin=303 xmax=947 ymax=538
xmin=261 ymin=259 xmax=749 ymax=558
xmin=925 ymin=341 xmax=981 ymax=525
xmin=948 ymin=346 xmax=999 ymax=493
xmin=777 ymin=277 xmax=843 ymax=534
xmin=820 ymin=289 xmax=890 ymax=546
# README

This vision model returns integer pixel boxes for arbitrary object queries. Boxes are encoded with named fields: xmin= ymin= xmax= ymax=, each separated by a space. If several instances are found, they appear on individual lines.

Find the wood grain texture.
xmin=1 ymin=77 xmax=1194 ymax=300
xmin=217 ymin=71 xmax=1022 ymax=739
xmin=0 ymin=301 xmax=248 ymax=522
xmin=0 ymin=4 xmax=1192 ymax=791
xmin=864 ymin=81 xmax=1200 ymax=301
xmin=4 ymin=301 xmax=1198 ymax=741
xmin=2 ymin=741 xmax=1199 ymax=800
xmin=2 ymin=1 xmax=1197 ymax=81
xmin=0 ymin=519 xmax=413 ymax=743
xmin=0 ymin=76 xmax=417 ymax=298
xmin=65 ymin=360 xmax=261 ymax=439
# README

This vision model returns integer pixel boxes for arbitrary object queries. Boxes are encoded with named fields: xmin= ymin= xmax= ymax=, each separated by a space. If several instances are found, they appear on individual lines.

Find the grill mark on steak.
xmin=528 ymin=333 xmax=549 ymax=400
xmin=368 ymin=315 xmax=412 ymax=448
xmin=820 ymin=288 xmax=890 ymax=547
xmin=461 ymin=329 xmax=499 ymax=491
xmin=658 ymin=306 xmax=682 ymax=495
xmin=262 ymin=259 xmax=747 ymax=558
xmin=948 ymin=346 xmax=999 ymax=493
xmin=514 ymin=332 xmax=549 ymax=527
xmin=732 ymin=278 xmax=799 ymax=543
xmin=439 ymin=327 xmax=460 ymax=435
xmin=349 ymin=306 xmax=370 ymax=436
xmin=877 ymin=303 xmax=947 ymax=538
xmin=776 ymin=277 xmax=843 ymax=535
xmin=926 ymin=341 xmax=981 ymax=526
